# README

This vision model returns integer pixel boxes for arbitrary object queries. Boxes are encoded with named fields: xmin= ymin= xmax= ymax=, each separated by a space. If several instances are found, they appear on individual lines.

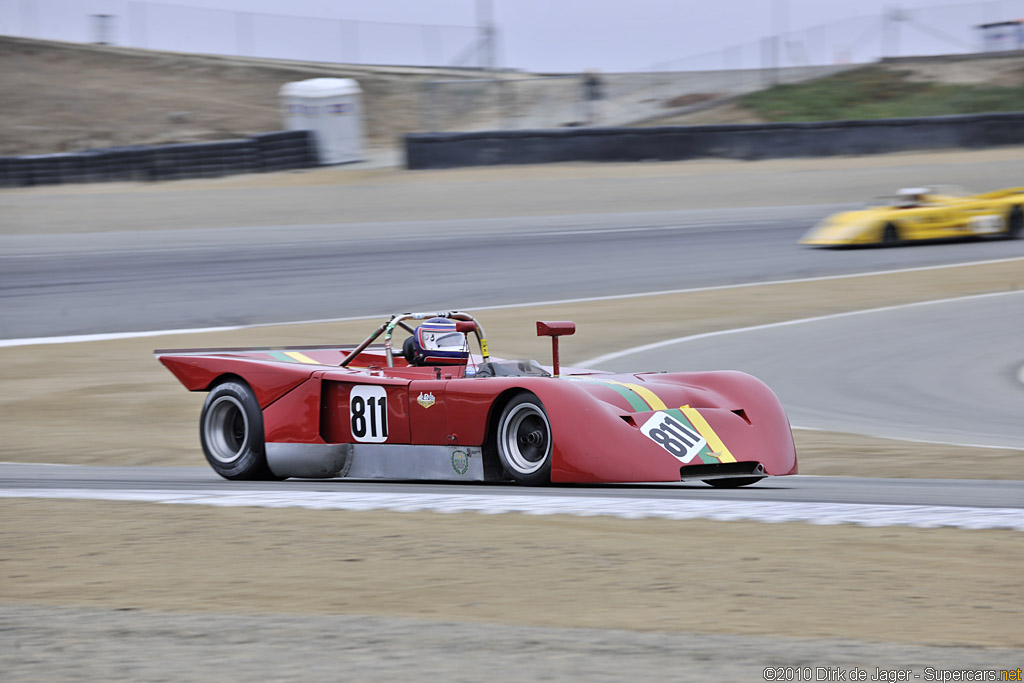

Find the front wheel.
xmin=1007 ymin=205 xmax=1022 ymax=239
xmin=704 ymin=477 xmax=764 ymax=488
xmin=200 ymin=380 xmax=276 ymax=480
xmin=496 ymin=392 xmax=552 ymax=485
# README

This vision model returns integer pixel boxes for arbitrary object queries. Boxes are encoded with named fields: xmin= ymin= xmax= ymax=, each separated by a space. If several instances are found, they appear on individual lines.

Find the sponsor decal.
xmin=287 ymin=104 xmax=320 ymax=116
xmin=417 ymin=391 xmax=436 ymax=409
xmin=451 ymin=449 xmax=469 ymax=475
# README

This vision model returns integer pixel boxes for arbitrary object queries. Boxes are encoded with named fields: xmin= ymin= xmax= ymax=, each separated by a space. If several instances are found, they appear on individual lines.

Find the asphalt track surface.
xmin=4 ymin=204 xmax=1024 ymax=339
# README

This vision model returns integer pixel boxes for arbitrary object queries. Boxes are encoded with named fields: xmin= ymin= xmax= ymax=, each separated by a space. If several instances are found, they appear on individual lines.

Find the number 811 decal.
xmin=640 ymin=410 xmax=707 ymax=463
xmin=350 ymin=386 xmax=389 ymax=443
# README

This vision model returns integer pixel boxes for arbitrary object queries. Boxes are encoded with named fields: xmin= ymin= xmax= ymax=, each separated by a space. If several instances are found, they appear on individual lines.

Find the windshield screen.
xmin=471 ymin=360 xmax=551 ymax=378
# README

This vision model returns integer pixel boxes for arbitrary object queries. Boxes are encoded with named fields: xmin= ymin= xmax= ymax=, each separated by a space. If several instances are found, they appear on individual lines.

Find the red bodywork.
xmin=157 ymin=337 xmax=797 ymax=483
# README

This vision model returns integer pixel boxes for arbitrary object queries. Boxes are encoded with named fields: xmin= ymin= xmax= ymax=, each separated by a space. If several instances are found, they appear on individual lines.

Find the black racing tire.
xmin=703 ymin=476 xmax=765 ymax=488
xmin=496 ymin=392 xmax=552 ymax=485
xmin=199 ymin=379 xmax=276 ymax=480
xmin=881 ymin=222 xmax=900 ymax=245
xmin=1007 ymin=205 xmax=1022 ymax=239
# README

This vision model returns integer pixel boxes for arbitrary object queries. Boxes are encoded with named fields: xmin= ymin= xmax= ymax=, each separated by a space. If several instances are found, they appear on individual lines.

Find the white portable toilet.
xmin=279 ymin=78 xmax=365 ymax=164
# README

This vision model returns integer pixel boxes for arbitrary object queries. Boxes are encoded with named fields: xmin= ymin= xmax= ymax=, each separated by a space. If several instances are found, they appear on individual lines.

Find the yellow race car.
xmin=800 ymin=186 xmax=1024 ymax=247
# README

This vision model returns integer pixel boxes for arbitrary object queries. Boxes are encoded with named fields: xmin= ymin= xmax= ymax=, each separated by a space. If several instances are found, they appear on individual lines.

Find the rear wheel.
xmin=704 ymin=476 xmax=764 ymax=488
xmin=200 ymin=380 xmax=276 ymax=480
xmin=1007 ymin=205 xmax=1022 ymax=239
xmin=881 ymin=222 xmax=900 ymax=245
xmin=496 ymin=392 xmax=552 ymax=485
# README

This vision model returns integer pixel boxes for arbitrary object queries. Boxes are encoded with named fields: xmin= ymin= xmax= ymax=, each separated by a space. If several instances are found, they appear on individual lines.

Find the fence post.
xmin=92 ymin=13 xmax=114 ymax=45
xmin=476 ymin=0 xmax=496 ymax=72
xmin=761 ymin=36 xmax=779 ymax=87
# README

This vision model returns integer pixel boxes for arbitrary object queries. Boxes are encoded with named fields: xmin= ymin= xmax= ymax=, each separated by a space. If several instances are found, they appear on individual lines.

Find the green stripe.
xmin=571 ymin=378 xmax=649 ymax=412
xmin=268 ymin=351 xmax=292 ymax=362
xmin=665 ymin=409 xmax=716 ymax=464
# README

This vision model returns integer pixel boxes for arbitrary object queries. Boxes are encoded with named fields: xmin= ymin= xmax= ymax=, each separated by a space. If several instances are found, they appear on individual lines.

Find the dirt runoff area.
xmin=1 ymin=499 xmax=1021 ymax=682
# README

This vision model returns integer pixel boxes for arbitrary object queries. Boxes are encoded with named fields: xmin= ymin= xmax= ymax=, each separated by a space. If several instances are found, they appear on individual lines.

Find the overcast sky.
xmin=5 ymin=0 xmax=1023 ymax=71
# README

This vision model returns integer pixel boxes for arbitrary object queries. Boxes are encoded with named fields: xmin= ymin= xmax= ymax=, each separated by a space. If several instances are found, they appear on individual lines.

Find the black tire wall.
xmin=0 ymin=130 xmax=319 ymax=187
xmin=405 ymin=112 xmax=1024 ymax=169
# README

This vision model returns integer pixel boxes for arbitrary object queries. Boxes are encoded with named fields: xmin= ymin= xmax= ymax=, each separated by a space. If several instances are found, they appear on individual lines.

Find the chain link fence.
xmin=420 ymin=65 xmax=858 ymax=132
xmin=648 ymin=0 xmax=1024 ymax=72
xmin=420 ymin=0 xmax=1024 ymax=132
xmin=1 ymin=0 xmax=481 ymax=67
xmin=5 ymin=0 xmax=1022 ymax=70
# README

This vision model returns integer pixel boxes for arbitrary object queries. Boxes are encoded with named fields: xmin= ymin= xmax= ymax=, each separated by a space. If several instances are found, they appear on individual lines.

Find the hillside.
xmin=0 ymin=36 xmax=850 ymax=155
xmin=640 ymin=53 xmax=1024 ymax=127
xmin=4 ymin=35 xmax=1024 ymax=156
xmin=0 ymin=36 xmax=482 ymax=155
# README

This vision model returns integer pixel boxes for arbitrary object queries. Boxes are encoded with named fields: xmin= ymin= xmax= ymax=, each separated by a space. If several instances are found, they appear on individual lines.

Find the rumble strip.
xmin=1 ymin=488 xmax=1022 ymax=531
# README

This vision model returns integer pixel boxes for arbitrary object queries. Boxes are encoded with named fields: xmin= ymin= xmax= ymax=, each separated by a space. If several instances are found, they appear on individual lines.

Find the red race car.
xmin=156 ymin=311 xmax=797 ymax=487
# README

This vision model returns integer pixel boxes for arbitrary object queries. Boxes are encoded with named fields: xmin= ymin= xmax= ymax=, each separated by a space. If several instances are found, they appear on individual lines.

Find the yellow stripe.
xmin=284 ymin=351 xmax=320 ymax=365
xmin=679 ymin=405 xmax=737 ymax=463
xmin=603 ymin=380 xmax=668 ymax=410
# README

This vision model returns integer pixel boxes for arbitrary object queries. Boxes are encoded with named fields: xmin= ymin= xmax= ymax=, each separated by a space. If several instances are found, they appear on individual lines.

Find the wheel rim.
xmin=500 ymin=403 xmax=551 ymax=475
xmin=204 ymin=395 xmax=249 ymax=464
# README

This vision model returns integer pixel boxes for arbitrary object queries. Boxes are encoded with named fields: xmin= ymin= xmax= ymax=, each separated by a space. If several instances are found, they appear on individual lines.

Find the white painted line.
xmin=580 ymin=290 xmax=1023 ymax=367
xmin=2 ymin=256 xmax=1021 ymax=349
xmin=521 ymin=218 xmax=779 ymax=238
xmin=1019 ymin=364 xmax=1024 ymax=387
xmin=2 ymin=488 xmax=1022 ymax=530
xmin=0 ymin=325 xmax=248 ymax=348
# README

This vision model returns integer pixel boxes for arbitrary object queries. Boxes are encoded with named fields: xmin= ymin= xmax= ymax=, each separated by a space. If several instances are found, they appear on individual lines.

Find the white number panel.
xmin=640 ymin=411 xmax=706 ymax=463
xmin=968 ymin=214 xmax=1003 ymax=235
xmin=350 ymin=386 xmax=389 ymax=443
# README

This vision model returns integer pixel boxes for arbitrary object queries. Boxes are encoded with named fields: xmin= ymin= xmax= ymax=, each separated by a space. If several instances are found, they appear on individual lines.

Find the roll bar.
xmin=339 ymin=311 xmax=490 ymax=368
